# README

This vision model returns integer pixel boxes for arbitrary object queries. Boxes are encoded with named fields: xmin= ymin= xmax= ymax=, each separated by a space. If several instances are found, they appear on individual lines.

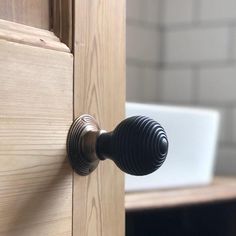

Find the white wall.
xmin=126 ymin=0 xmax=236 ymax=175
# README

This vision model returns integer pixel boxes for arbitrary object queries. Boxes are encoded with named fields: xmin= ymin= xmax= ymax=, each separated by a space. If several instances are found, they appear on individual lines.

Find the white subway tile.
xmin=146 ymin=0 xmax=160 ymax=24
xmin=143 ymin=68 xmax=162 ymax=102
xmin=164 ymin=27 xmax=229 ymax=63
xmin=218 ymin=108 xmax=232 ymax=144
xmin=198 ymin=66 xmax=236 ymax=104
xmin=127 ymin=0 xmax=145 ymax=22
xmin=232 ymin=109 xmax=236 ymax=143
xmin=127 ymin=24 xmax=160 ymax=63
xmin=215 ymin=146 xmax=236 ymax=176
xmin=126 ymin=65 xmax=145 ymax=102
xmin=200 ymin=0 xmax=236 ymax=21
xmin=126 ymin=66 xmax=161 ymax=102
xmin=162 ymin=0 xmax=194 ymax=25
xmin=159 ymin=68 xmax=193 ymax=104
xmin=233 ymin=27 xmax=236 ymax=60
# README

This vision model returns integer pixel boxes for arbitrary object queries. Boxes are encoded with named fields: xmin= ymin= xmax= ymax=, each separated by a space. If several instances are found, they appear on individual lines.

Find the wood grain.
xmin=0 ymin=40 xmax=73 ymax=235
xmin=52 ymin=0 xmax=73 ymax=50
xmin=0 ymin=0 xmax=51 ymax=30
xmin=0 ymin=19 xmax=57 ymax=40
xmin=73 ymin=0 xmax=126 ymax=235
xmin=0 ymin=19 xmax=69 ymax=52
xmin=0 ymin=0 xmax=51 ymax=29
xmin=125 ymin=177 xmax=236 ymax=211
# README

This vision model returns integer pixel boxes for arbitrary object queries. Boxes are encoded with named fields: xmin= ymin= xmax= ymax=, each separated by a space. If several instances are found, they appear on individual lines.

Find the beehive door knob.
xmin=67 ymin=115 xmax=168 ymax=176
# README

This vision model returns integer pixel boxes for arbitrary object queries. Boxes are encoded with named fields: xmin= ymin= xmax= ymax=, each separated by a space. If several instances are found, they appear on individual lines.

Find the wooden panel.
xmin=52 ymin=0 xmax=73 ymax=50
xmin=125 ymin=177 xmax=236 ymax=211
xmin=73 ymin=0 xmax=126 ymax=236
xmin=0 ymin=40 xmax=73 ymax=235
xmin=0 ymin=0 xmax=51 ymax=29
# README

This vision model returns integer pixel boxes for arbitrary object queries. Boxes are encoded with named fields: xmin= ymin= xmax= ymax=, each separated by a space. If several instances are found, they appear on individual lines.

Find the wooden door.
xmin=0 ymin=1 xmax=125 ymax=236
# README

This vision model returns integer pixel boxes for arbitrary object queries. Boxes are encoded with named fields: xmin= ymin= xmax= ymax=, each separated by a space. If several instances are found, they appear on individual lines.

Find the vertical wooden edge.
xmin=52 ymin=0 xmax=73 ymax=51
xmin=72 ymin=0 xmax=126 ymax=235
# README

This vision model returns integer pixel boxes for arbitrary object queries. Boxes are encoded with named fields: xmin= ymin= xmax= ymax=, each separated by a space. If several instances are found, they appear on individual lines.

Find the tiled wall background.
xmin=126 ymin=0 xmax=236 ymax=175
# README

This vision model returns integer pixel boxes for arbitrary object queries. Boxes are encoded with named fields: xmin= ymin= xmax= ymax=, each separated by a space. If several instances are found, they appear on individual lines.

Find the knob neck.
xmin=96 ymin=132 xmax=113 ymax=160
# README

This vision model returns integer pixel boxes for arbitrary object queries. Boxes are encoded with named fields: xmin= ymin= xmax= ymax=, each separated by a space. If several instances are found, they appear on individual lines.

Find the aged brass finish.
xmin=66 ymin=115 xmax=103 ymax=175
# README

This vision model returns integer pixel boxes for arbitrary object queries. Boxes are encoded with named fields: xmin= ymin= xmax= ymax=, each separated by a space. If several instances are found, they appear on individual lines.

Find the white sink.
xmin=125 ymin=102 xmax=220 ymax=192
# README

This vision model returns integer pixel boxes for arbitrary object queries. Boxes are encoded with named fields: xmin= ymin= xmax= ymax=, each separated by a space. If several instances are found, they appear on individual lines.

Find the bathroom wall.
xmin=126 ymin=0 xmax=236 ymax=175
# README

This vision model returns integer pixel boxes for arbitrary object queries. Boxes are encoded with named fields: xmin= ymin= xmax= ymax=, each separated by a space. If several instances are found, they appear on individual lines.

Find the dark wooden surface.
xmin=126 ymin=177 xmax=236 ymax=211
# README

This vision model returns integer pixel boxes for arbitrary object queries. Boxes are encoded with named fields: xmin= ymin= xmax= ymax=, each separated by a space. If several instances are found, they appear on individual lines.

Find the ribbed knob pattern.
xmin=97 ymin=116 xmax=168 ymax=176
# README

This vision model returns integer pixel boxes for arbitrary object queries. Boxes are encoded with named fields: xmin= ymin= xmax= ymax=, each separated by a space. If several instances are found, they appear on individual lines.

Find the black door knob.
xmin=67 ymin=115 xmax=168 ymax=176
